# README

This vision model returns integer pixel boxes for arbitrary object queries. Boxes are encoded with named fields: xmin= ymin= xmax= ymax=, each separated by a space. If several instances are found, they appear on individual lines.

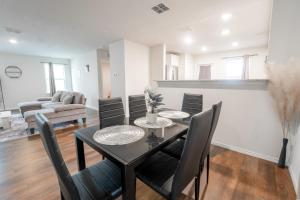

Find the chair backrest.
xmin=181 ymin=93 xmax=203 ymax=117
xmin=128 ymin=95 xmax=147 ymax=123
xmin=171 ymin=109 xmax=213 ymax=200
xmin=99 ymin=97 xmax=125 ymax=129
xmin=35 ymin=113 xmax=80 ymax=200
xmin=200 ymin=101 xmax=222 ymax=165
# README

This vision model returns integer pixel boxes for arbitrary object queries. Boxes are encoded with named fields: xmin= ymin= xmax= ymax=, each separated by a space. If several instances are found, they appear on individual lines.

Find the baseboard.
xmin=289 ymin=166 xmax=299 ymax=198
xmin=212 ymin=141 xmax=279 ymax=163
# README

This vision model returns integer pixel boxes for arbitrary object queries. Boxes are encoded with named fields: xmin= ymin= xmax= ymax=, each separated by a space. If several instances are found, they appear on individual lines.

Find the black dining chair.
xmin=35 ymin=113 xmax=122 ymax=200
xmin=99 ymin=97 xmax=125 ymax=129
xmin=162 ymin=102 xmax=222 ymax=184
xmin=181 ymin=93 xmax=203 ymax=117
xmin=200 ymin=101 xmax=222 ymax=183
xmin=128 ymin=94 xmax=147 ymax=123
xmin=136 ymin=109 xmax=214 ymax=200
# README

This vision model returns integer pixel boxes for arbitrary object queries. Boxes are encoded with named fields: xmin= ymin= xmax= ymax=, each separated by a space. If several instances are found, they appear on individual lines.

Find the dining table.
xmin=74 ymin=114 xmax=189 ymax=200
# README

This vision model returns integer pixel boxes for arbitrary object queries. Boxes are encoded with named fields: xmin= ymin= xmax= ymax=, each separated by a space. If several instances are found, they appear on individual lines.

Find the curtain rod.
xmin=222 ymin=54 xmax=258 ymax=59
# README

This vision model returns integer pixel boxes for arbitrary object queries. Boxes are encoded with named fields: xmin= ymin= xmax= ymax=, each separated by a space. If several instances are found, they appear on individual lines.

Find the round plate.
xmin=93 ymin=125 xmax=145 ymax=145
xmin=134 ymin=117 xmax=173 ymax=129
xmin=158 ymin=111 xmax=190 ymax=119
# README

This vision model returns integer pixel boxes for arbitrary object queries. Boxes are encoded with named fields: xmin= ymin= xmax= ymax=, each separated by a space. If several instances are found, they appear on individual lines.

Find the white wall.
xmin=109 ymin=39 xmax=150 ymax=115
xmin=157 ymin=87 xmax=282 ymax=162
xmin=109 ymin=40 xmax=126 ymax=103
xmin=268 ymin=0 xmax=300 ymax=64
xmin=71 ymin=50 xmax=99 ymax=109
xmin=150 ymin=44 xmax=166 ymax=86
xmin=0 ymin=52 xmax=70 ymax=110
xmin=268 ymin=0 xmax=300 ymax=196
xmin=193 ymin=46 xmax=268 ymax=80
xmin=124 ymin=40 xmax=150 ymax=115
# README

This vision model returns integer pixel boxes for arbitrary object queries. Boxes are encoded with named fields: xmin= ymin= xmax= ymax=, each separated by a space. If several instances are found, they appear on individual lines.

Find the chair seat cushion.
xmin=161 ymin=139 xmax=185 ymax=159
xmin=72 ymin=159 xmax=122 ymax=200
xmin=136 ymin=151 xmax=179 ymax=198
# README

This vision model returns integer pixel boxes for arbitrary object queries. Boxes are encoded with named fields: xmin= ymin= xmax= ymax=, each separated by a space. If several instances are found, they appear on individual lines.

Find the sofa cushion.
xmin=59 ymin=91 xmax=70 ymax=102
xmin=54 ymin=104 xmax=85 ymax=112
xmin=37 ymin=97 xmax=52 ymax=101
xmin=18 ymin=101 xmax=44 ymax=108
xmin=24 ymin=108 xmax=55 ymax=122
xmin=52 ymin=92 xmax=62 ymax=102
xmin=42 ymin=102 xmax=63 ymax=109
xmin=72 ymin=92 xmax=84 ymax=104
xmin=51 ymin=91 xmax=85 ymax=104
xmin=62 ymin=94 xmax=74 ymax=104
xmin=25 ymin=108 xmax=86 ymax=123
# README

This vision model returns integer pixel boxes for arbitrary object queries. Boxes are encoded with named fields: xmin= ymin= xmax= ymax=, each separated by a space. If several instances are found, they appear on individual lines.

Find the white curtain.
xmin=242 ymin=55 xmax=250 ymax=80
xmin=49 ymin=63 xmax=56 ymax=96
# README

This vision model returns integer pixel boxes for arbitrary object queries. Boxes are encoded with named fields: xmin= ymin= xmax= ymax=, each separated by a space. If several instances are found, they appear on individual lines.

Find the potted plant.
xmin=145 ymin=88 xmax=164 ymax=123
xmin=266 ymin=59 xmax=300 ymax=168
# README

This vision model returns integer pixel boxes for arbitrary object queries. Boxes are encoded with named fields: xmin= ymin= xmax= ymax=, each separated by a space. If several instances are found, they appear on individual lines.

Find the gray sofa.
xmin=18 ymin=91 xmax=87 ymax=134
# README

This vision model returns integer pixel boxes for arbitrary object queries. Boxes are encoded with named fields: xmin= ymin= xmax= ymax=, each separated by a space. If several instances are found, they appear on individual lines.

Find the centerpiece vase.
xmin=146 ymin=112 xmax=158 ymax=124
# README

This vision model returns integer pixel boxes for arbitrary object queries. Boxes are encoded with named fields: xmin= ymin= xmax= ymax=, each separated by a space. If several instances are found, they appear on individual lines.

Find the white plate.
xmin=158 ymin=111 xmax=190 ymax=119
xmin=134 ymin=117 xmax=173 ymax=129
xmin=93 ymin=125 xmax=145 ymax=145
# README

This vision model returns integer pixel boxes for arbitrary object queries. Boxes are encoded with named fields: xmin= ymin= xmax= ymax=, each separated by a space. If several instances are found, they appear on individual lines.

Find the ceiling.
xmin=0 ymin=0 xmax=272 ymax=58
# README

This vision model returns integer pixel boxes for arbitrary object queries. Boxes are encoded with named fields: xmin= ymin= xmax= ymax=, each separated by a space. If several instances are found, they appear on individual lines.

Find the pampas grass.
xmin=266 ymin=59 xmax=300 ymax=138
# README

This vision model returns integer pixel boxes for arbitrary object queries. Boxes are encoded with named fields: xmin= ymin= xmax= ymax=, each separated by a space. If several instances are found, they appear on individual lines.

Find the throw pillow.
xmin=62 ymin=95 xmax=74 ymax=104
xmin=52 ymin=92 xmax=62 ymax=102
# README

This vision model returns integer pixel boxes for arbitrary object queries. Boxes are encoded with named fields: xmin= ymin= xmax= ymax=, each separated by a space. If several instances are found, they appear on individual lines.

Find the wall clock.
xmin=5 ymin=66 xmax=22 ymax=78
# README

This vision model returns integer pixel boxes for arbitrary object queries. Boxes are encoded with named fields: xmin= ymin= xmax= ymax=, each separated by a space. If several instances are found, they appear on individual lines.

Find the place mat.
xmin=134 ymin=117 xmax=173 ymax=129
xmin=93 ymin=125 xmax=145 ymax=145
xmin=158 ymin=110 xmax=190 ymax=119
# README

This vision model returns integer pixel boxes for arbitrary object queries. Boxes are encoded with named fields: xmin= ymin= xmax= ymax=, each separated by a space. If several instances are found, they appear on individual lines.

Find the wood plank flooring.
xmin=0 ymin=109 xmax=296 ymax=200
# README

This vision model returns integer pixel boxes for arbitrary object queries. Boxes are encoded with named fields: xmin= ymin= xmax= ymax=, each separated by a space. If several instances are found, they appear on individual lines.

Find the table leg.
xmin=121 ymin=165 xmax=136 ymax=200
xmin=75 ymin=137 xmax=86 ymax=171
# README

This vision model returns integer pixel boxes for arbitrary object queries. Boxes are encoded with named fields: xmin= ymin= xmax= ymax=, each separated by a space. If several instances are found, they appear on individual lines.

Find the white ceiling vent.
xmin=5 ymin=27 xmax=22 ymax=34
xmin=152 ymin=3 xmax=169 ymax=14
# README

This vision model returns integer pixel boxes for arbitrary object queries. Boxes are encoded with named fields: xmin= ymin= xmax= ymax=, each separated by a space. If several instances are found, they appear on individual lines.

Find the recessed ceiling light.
xmin=183 ymin=35 xmax=194 ymax=45
xmin=221 ymin=13 xmax=232 ymax=21
xmin=9 ymin=38 xmax=18 ymax=44
xmin=201 ymin=46 xmax=207 ymax=52
xmin=221 ymin=29 xmax=230 ymax=36
xmin=232 ymin=41 xmax=239 ymax=47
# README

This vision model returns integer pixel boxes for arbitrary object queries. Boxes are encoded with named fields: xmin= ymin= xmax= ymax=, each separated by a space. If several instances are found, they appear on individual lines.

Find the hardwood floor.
xmin=0 ymin=109 xmax=296 ymax=200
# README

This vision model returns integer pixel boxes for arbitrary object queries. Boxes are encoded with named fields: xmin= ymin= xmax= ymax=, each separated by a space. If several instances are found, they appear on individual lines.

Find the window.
xmin=53 ymin=64 xmax=66 ymax=91
xmin=198 ymin=65 xmax=211 ymax=80
xmin=224 ymin=57 xmax=245 ymax=79
xmin=44 ymin=63 xmax=68 ymax=93
xmin=165 ymin=65 xmax=178 ymax=80
xmin=44 ymin=63 xmax=50 ymax=93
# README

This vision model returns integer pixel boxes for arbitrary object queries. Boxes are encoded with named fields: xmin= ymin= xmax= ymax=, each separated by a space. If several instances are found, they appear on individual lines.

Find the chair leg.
xmin=207 ymin=153 xmax=210 ymax=184
xmin=29 ymin=128 xmax=35 ymax=135
xmin=195 ymin=172 xmax=201 ymax=200
xmin=60 ymin=191 xmax=65 ymax=200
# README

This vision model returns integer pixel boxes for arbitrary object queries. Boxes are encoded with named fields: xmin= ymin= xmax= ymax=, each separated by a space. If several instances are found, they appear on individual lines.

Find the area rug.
xmin=0 ymin=114 xmax=28 ymax=142
xmin=0 ymin=114 xmax=84 ymax=143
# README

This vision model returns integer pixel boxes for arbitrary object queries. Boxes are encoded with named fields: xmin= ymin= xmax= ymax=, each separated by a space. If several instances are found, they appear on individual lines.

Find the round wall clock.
xmin=5 ymin=66 xmax=22 ymax=78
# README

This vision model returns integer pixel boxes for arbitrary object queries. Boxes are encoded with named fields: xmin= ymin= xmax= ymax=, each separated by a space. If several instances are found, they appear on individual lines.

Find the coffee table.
xmin=0 ymin=111 xmax=12 ymax=129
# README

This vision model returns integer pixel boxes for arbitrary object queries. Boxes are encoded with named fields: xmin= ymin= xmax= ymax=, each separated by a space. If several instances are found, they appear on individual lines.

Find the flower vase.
xmin=278 ymin=138 xmax=288 ymax=168
xmin=146 ymin=112 xmax=157 ymax=124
